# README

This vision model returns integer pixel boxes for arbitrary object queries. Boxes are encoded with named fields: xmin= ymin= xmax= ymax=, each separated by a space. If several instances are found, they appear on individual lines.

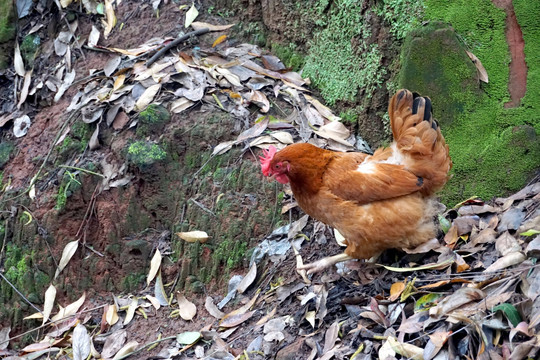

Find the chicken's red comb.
xmin=260 ymin=145 xmax=277 ymax=176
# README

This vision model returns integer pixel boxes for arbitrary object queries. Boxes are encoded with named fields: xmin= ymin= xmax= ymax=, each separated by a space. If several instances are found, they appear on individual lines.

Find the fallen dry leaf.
xmin=205 ymin=296 xmax=225 ymax=319
xmin=54 ymin=240 xmax=79 ymax=279
xmin=42 ymin=285 xmax=56 ymax=325
xmin=236 ymin=262 xmax=257 ymax=294
xmin=191 ymin=22 xmax=235 ymax=32
xmin=185 ymin=3 xmax=199 ymax=28
xmin=466 ymin=50 xmax=489 ymax=83
xmin=389 ymin=282 xmax=405 ymax=302
xmin=219 ymin=311 xmax=256 ymax=328
xmin=177 ymin=230 xmax=209 ymax=243
xmin=147 ymin=249 xmax=162 ymax=285
xmin=177 ymin=293 xmax=197 ymax=321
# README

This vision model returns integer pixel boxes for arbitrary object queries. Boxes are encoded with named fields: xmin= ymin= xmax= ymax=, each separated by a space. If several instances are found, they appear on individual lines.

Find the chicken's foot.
xmin=298 ymin=253 xmax=354 ymax=274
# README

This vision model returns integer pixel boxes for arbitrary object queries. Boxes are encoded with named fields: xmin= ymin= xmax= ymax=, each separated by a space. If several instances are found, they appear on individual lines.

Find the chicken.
xmin=260 ymin=89 xmax=452 ymax=274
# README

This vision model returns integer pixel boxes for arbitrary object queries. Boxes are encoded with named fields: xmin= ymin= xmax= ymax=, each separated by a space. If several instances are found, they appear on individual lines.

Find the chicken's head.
xmin=259 ymin=145 xmax=290 ymax=184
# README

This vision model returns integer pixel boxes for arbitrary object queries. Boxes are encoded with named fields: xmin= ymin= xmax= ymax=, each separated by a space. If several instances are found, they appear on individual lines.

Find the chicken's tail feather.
xmin=389 ymin=89 xmax=452 ymax=195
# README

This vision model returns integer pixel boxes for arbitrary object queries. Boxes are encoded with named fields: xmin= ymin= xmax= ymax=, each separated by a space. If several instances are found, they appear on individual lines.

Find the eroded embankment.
xmin=493 ymin=0 xmax=528 ymax=107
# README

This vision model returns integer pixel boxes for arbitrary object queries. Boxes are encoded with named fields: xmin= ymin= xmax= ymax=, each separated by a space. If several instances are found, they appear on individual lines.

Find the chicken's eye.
xmin=275 ymin=164 xmax=281 ymax=169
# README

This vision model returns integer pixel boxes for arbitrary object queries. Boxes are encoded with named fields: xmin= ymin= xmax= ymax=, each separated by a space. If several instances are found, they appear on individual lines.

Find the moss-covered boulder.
xmin=399 ymin=4 xmax=540 ymax=204
xmin=399 ymin=22 xmax=481 ymax=126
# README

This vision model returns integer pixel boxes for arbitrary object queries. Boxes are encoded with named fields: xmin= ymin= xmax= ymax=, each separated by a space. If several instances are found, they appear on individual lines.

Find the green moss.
xmin=409 ymin=0 xmax=540 ymax=204
xmin=123 ymin=272 xmax=146 ymax=292
xmin=303 ymin=0 xmax=386 ymax=105
xmin=271 ymin=43 xmax=305 ymax=71
xmin=424 ymin=0 xmax=509 ymax=102
xmin=0 ymin=0 xmax=15 ymax=43
xmin=234 ymin=21 xmax=267 ymax=47
xmin=125 ymin=239 xmax=150 ymax=260
xmin=377 ymin=0 xmax=425 ymax=40
xmin=56 ymin=122 xmax=91 ymax=163
xmin=0 ymin=142 xmax=14 ymax=168
xmin=399 ymin=22 xmax=480 ymax=126
xmin=1 ymin=244 xmax=42 ymax=304
xmin=71 ymin=121 xmax=91 ymax=140
xmin=442 ymin=106 xmax=539 ymax=203
xmin=214 ymin=238 xmax=247 ymax=270
xmin=136 ymin=104 xmax=170 ymax=136
xmin=514 ymin=0 xmax=540 ymax=119
xmin=20 ymin=34 xmax=40 ymax=69
xmin=127 ymin=141 xmax=167 ymax=169
xmin=339 ymin=107 xmax=363 ymax=124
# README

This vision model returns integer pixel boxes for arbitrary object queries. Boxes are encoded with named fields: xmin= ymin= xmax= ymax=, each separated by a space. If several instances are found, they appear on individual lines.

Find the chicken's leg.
xmin=298 ymin=253 xmax=354 ymax=274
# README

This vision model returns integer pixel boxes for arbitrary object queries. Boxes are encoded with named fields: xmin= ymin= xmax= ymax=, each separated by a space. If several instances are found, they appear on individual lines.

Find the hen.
xmin=260 ymin=89 xmax=452 ymax=274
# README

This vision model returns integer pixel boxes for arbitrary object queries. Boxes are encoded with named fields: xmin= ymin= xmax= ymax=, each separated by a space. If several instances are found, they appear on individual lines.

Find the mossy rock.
xmin=126 ymin=141 xmax=167 ymax=170
xmin=137 ymin=104 xmax=171 ymax=136
xmin=399 ymin=22 xmax=481 ymax=126
xmin=407 ymin=2 xmax=540 ymax=204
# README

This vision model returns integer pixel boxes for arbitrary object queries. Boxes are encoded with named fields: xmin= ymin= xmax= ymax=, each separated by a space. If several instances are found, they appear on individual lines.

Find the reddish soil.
xmin=492 ymin=0 xmax=528 ymax=108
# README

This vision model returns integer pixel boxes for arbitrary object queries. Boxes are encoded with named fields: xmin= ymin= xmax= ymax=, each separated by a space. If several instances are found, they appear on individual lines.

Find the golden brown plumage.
xmin=260 ymin=89 xmax=452 ymax=273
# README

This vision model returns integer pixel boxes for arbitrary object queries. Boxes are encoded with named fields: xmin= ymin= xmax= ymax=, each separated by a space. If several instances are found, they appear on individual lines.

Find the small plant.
xmin=56 ymin=171 xmax=81 ymax=210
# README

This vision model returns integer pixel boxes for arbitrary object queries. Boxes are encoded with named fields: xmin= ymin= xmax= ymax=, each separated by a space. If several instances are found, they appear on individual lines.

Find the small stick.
xmin=145 ymin=28 xmax=209 ymax=67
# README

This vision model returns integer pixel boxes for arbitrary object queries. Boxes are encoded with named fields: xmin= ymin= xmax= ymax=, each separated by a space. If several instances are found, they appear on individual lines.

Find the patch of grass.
xmin=303 ymin=0 xmax=386 ymax=105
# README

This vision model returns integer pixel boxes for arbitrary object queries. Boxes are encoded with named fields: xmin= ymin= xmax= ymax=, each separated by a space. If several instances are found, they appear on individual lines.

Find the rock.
xmin=399 ymin=22 xmax=480 ymax=127
xmin=526 ymin=236 xmax=540 ymax=258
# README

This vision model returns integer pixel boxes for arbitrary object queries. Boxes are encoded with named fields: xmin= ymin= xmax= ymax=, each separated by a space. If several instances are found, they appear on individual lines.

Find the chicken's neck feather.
xmin=287 ymin=154 xmax=334 ymax=197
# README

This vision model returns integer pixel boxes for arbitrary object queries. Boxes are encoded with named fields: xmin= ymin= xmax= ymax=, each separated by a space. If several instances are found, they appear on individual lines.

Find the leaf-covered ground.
xmin=0 ymin=1 xmax=539 ymax=359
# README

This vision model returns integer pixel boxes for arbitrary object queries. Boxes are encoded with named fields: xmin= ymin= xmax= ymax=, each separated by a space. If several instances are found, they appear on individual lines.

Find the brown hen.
xmin=260 ymin=89 xmax=452 ymax=273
